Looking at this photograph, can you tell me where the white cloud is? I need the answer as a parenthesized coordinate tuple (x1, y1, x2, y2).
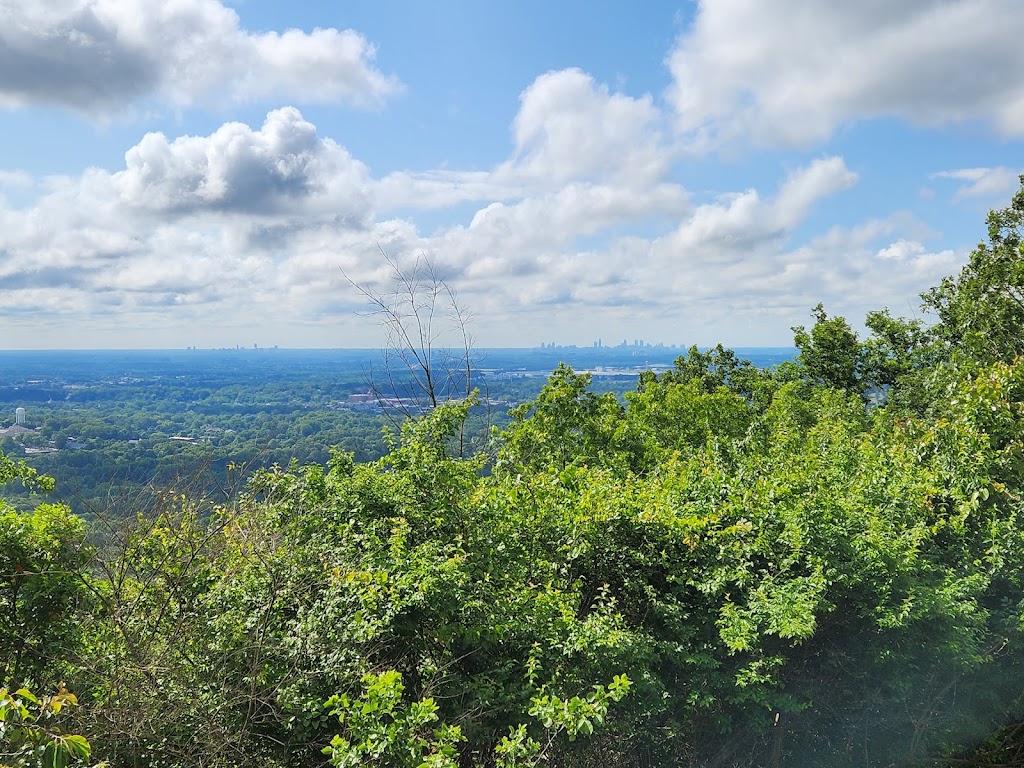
(667, 0, 1024, 149)
(0, 109, 384, 339)
(375, 68, 676, 214)
(114, 107, 373, 220)
(775, 158, 860, 225)
(0, 170, 33, 188)
(876, 239, 927, 261)
(456, 183, 687, 253)
(391, 156, 957, 345)
(659, 157, 857, 260)
(589, 166, 961, 340)
(500, 68, 670, 187)
(932, 166, 1022, 201)
(0, 0, 399, 113)
(0, 105, 965, 347)
(375, 170, 524, 212)
(760, 223, 959, 320)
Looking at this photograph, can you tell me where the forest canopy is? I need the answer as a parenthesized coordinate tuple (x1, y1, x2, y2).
(3, 179, 1024, 768)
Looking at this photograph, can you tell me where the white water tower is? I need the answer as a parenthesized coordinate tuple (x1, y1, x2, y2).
(15, 407, 25, 425)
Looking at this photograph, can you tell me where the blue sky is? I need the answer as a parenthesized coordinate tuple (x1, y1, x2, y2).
(0, 0, 1022, 349)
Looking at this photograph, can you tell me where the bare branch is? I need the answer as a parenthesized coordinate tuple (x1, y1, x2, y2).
(343, 249, 480, 446)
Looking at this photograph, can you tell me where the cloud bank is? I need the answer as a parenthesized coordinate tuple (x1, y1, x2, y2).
(2, 1, 1017, 347)
(0, 0, 399, 113)
(667, 0, 1024, 149)
(0, 99, 960, 346)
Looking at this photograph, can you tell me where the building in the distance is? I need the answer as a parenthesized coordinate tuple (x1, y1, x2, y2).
(0, 407, 32, 438)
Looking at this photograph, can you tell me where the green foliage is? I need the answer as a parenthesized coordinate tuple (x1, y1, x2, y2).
(322, 672, 632, 768)
(650, 344, 773, 401)
(35, 344, 1023, 766)
(0, 686, 92, 768)
(527, 674, 631, 743)
(11, 178, 1024, 768)
(323, 671, 463, 768)
(792, 303, 866, 395)
(923, 175, 1024, 364)
(0, 454, 54, 495)
(499, 364, 628, 473)
(625, 353, 757, 470)
(494, 674, 632, 767)
(0, 502, 89, 688)
(862, 309, 932, 387)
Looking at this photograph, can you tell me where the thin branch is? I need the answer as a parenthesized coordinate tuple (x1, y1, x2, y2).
(342, 248, 478, 448)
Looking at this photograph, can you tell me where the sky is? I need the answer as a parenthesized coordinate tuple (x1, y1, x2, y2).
(0, 0, 1022, 350)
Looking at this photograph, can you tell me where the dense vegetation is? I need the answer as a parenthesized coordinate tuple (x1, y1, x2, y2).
(0, 351, 409, 516)
(3, 181, 1024, 767)
(0, 347, 708, 516)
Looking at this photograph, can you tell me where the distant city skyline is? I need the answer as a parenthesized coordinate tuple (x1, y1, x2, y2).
(1, 1, 1022, 349)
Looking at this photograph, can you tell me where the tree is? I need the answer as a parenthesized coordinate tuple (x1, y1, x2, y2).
(923, 175, 1024, 365)
(0, 452, 53, 495)
(860, 308, 944, 413)
(792, 304, 866, 395)
(0, 686, 92, 768)
(0, 451, 88, 690)
(498, 364, 627, 474)
(0, 504, 90, 689)
(346, 250, 476, 418)
(645, 344, 766, 398)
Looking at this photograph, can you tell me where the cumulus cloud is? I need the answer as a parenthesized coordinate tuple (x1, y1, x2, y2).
(383, 181, 692, 322)
(376, 68, 674, 212)
(0, 99, 966, 347)
(393, 155, 953, 345)
(658, 157, 857, 260)
(114, 107, 373, 220)
(783, 226, 959, 313)
(501, 68, 670, 187)
(667, 0, 1024, 149)
(0, 0, 399, 113)
(775, 158, 860, 225)
(576, 162, 962, 341)
(0, 108, 384, 341)
(449, 183, 688, 256)
(0, 170, 34, 188)
(932, 166, 1022, 201)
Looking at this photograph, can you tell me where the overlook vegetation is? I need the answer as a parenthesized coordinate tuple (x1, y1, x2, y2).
(0, 347, 690, 517)
(3, 180, 1024, 767)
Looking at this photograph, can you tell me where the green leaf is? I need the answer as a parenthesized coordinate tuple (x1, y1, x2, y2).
(14, 688, 39, 705)
(42, 742, 67, 768)
(64, 735, 91, 759)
